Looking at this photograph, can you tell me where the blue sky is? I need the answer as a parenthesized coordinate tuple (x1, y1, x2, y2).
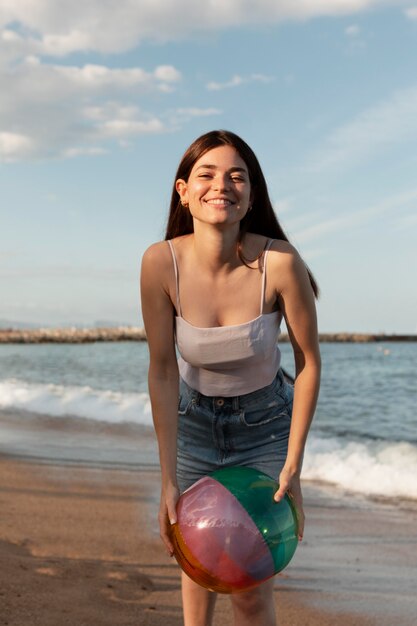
(1, 1, 416, 333)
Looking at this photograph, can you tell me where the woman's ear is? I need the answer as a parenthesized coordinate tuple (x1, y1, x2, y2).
(176, 179, 188, 206)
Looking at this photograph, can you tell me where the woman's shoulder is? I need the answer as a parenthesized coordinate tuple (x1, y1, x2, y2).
(244, 234, 304, 286)
(141, 240, 173, 280)
(268, 240, 304, 280)
(142, 240, 168, 262)
(267, 239, 311, 293)
(268, 238, 299, 258)
(245, 233, 299, 259)
(141, 235, 192, 273)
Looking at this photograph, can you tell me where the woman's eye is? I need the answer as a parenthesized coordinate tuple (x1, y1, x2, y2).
(197, 173, 246, 182)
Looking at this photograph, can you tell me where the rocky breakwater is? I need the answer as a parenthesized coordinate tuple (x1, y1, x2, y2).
(0, 326, 147, 344)
(279, 332, 417, 342)
(0, 328, 415, 344)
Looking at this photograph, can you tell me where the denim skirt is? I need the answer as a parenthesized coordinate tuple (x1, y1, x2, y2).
(176, 369, 293, 493)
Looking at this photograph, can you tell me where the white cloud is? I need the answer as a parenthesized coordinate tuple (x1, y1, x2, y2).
(296, 214, 353, 244)
(207, 75, 244, 91)
(0, 55, 224, 160)
(304, 85, 417, 174)
(1, 1, 404, 60)
(10, 59, 181, 94)
(175, 107, 222, 117)
(0, 131, 34, 161)
(345, 24, 360, 36)
(154, 65, 182, 82)
(404, 6, 417, 19)
(164, 107, 222, 130)
(0, 59, 182, 160)
(62, 146, 108, 158)
(1, 1, 410, 162)
(294, 188, 417, 244)
(100, 117, 164, 138)
(206, 73, 274, 91)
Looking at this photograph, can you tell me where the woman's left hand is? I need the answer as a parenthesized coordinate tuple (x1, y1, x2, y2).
(274, 467, 305, 541)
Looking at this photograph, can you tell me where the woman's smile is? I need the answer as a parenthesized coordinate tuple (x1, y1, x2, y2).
(204, 198, 234, 207)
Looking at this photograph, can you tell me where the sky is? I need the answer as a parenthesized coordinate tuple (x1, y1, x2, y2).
(1, 0, 416, 333)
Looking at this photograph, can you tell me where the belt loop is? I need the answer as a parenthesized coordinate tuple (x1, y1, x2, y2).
(193, 391, 201, 406)
(232, 396, 239, 411)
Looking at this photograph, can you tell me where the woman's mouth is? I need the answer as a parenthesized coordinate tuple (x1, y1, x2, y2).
(204, 198, 233, 206)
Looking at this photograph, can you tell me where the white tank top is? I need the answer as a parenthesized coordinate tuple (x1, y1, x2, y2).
(167, 239, 282, 397)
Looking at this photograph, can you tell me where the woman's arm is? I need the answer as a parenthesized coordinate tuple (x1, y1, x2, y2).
(269, 242, 321, 539)
(140, 242, 180, 554)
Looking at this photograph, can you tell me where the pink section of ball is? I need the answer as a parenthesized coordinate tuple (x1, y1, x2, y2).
(177, 476, 275, 585)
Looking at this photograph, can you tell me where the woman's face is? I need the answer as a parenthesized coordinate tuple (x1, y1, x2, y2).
(176, 145, 252, 228)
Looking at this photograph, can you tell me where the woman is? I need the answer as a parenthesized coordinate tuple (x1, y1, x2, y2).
(140, 130, 321, 626)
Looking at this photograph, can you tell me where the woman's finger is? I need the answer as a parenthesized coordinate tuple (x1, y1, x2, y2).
(159, 498, 177, 556)
(288, 487, 305, 540)
(158, 486, 180, 556)
(274, 471, 305, 541)
(159, 509, 174, 555)
(274, 470, 290, 502)
(166, 499, 177, 526)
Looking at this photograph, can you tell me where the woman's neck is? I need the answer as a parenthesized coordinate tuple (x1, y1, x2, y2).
(191, 222, 241, 275)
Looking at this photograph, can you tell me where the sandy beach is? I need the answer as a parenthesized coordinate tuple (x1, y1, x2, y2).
(1, 422, 416, 626)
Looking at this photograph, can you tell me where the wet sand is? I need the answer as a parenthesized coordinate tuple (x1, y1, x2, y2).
(1, 413, 417, 625)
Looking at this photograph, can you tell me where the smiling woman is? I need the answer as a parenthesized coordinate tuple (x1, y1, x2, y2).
(140, 130, 321, 626)
(175, 145, 253, 229)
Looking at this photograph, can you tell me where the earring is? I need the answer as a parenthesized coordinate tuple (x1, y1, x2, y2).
(181, 201, 189, 208)
(247, 204, 253, 212)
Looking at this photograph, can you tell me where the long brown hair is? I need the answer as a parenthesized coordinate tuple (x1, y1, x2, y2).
(165, 130, 319, 297)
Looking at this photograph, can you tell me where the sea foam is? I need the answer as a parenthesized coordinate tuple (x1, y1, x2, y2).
(1, 378, 417, 501)
(0, 378, 152, 427)
(304, 435, 417, 500)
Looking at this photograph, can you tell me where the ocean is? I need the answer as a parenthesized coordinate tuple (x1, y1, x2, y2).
(0, 341, 416, 502)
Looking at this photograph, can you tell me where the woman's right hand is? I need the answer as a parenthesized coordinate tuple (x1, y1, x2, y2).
(159, 482, 180, 556)
(274, 468, 305, 541)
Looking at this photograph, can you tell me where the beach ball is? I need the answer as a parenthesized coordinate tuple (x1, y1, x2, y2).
(170, 466, 298, 593)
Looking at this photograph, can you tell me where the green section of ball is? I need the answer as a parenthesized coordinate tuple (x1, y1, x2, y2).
(210, 466, 298, 573)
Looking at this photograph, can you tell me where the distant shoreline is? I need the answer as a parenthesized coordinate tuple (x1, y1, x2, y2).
(0, 327, 416, 344)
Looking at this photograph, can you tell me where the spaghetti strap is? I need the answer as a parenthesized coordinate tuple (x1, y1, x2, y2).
(260, 239, 273, 315)
(167, 240, 182, 317)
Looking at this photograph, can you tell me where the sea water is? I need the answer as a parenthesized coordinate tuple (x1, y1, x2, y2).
(0, 341, 416, 501)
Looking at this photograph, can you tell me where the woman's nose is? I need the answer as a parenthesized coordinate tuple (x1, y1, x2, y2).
(212, 173, 230, 190)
